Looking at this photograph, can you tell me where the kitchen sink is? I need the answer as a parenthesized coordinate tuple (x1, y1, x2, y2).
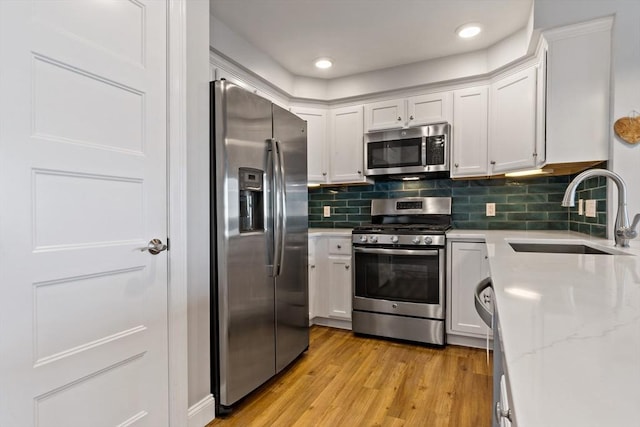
(509, 242, 616, 255)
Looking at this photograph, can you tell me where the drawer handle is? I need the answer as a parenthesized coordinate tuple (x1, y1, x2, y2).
(345, 265, 350, 270)
(337, 244, 342, 249)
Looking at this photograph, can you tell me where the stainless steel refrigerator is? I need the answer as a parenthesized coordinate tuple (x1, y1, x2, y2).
(210, 80, 309, 413)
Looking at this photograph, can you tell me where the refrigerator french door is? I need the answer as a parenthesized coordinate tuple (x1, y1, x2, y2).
(210, 80, 309, 412)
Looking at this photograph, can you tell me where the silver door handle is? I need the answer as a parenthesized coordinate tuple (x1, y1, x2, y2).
(140, 238, 167, 255)
(474, 277, 493, 327)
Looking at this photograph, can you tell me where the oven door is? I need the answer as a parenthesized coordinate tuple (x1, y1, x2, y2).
(353, 246, 444, 319)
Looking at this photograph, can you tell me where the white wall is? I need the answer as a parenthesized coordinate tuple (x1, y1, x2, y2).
(187, 0, 214, 424)
(533, 0, 640, 237)
(210, 15, 296, 95)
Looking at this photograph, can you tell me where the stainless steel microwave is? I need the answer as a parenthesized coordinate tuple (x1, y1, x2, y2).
(364, 123, 450, 177)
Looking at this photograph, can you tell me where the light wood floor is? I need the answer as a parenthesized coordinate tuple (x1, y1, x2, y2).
(208, 326, 492, 427)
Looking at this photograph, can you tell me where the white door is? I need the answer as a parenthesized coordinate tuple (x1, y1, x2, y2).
(451, 86, 489, 178)
(489, 66, 538, 174)
(0, 1, 169, 426)
(329, 105, 365, 183)
(448, 242, 492, 338)
(291, 107, 328, 184)
(363, 98, 405, 131)
(407, 91, 453, 127)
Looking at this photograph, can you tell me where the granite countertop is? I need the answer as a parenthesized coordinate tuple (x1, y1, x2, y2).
(447, 229, 640, 427)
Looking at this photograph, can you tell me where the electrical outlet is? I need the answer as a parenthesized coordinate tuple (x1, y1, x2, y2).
(486, 203, 496, 217)
(578, 199, 584, 215)
(585, 199, 597, 218)
(323, 205, 331, 217)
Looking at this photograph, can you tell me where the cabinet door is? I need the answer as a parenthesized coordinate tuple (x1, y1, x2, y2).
(292, 107, 328, 184)
(489, 67, 538, 174)
(407, 91, 453, 127)
(364, 98, 406, 132)
(308, 238, 317, 321)
(328, 256, 352, 320)
(329, 105, 365, 183)
(448, 241, 492, 338)
(451, 86, 489, 177)
(312, 238, 330, 318)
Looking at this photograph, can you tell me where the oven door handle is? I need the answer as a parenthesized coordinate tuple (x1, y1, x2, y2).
(353, 247, 439, 256)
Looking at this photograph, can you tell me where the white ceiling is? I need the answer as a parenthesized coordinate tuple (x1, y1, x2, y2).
(210, 0, 534, 79)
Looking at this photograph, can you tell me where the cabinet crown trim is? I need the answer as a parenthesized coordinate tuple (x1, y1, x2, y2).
(542, 15, 613, 42)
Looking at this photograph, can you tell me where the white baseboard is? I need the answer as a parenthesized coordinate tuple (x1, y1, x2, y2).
(188, 394, 216, 427)
(447, 333, 493, 349)
(310, 316, 352, 330)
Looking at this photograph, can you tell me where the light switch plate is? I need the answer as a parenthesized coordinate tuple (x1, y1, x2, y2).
(578, 199, 584, 215)
(323, 205, 331, 217)
(486, 203, 496, 217)
(585, 199, 596, 218)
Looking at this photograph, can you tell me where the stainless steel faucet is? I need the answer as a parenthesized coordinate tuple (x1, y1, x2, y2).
(561, 169, 640, 247)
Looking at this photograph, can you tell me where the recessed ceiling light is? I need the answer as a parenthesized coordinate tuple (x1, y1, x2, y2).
(314, 58, 333, 69)
(456, 23, 482, 39)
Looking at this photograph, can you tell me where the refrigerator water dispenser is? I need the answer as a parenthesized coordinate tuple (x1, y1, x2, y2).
(238, 167, 264, 233)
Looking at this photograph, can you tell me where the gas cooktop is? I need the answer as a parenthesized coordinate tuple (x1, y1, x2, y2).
(352, 223, 452, 234)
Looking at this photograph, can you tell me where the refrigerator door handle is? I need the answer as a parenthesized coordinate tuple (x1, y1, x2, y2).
(270, 138, 284, 277)
(275, 139, 287, 276)
(266, 145, 276, 276)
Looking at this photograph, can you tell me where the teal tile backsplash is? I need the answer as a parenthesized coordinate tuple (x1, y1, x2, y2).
(309, 174, 608, 237)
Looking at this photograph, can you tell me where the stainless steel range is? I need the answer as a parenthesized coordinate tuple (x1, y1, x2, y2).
(352, 197, 452, 346)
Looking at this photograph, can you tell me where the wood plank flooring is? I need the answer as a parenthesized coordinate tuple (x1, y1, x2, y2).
(208, 326, 492, 427)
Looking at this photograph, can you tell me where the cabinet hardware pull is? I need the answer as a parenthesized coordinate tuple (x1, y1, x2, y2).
(357, 170, 362, 174)
(345, 265, 350, 270)
(397, 116, 402, 121)
(336, 244, 342, 249)
(409, 115, 414, 120)
(322, 172, 327, 176)
(490, 160, 496, 165)
(454, 163, 459, 167)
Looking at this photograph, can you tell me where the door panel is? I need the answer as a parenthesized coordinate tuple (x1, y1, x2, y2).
(214, 82, 276, 405)
(272, 105, 309, 373)
(0, 1, 169, 426)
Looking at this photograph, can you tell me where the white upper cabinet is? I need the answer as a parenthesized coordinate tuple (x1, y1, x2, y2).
(543, 17, 611, 165)
(489, 66, 538, 174)
(407, 92, 453, 127)
(329, 105, 366, 183)
(291, 107, 328, 184)
(451, 86, 489, 178)
(364, 98, 406, 132)
(364, 91, 451, 132)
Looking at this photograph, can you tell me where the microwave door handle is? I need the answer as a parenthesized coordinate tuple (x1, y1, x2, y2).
(421, 137, 427, 167)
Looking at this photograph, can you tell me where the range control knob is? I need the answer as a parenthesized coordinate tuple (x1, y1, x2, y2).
(359, 235, 368, 243)
(390, 235, 399, 244)
(423, 236, 433, 245)
(369, 235, 378, 243)
(412, 236, 421, 244)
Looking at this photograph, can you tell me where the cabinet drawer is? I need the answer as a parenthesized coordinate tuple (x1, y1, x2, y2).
(328, 238, 351, 255)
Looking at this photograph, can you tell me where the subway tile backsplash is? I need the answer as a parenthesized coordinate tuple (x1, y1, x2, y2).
(309, 175, 607, 238)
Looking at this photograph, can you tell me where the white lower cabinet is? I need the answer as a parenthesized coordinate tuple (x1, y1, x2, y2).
(447, 240, 492, 347)
(328, 256, 352, 319)
(309, 234, 352, 328)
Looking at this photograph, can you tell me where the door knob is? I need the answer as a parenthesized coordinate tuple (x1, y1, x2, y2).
(140, 238, 168, 255)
